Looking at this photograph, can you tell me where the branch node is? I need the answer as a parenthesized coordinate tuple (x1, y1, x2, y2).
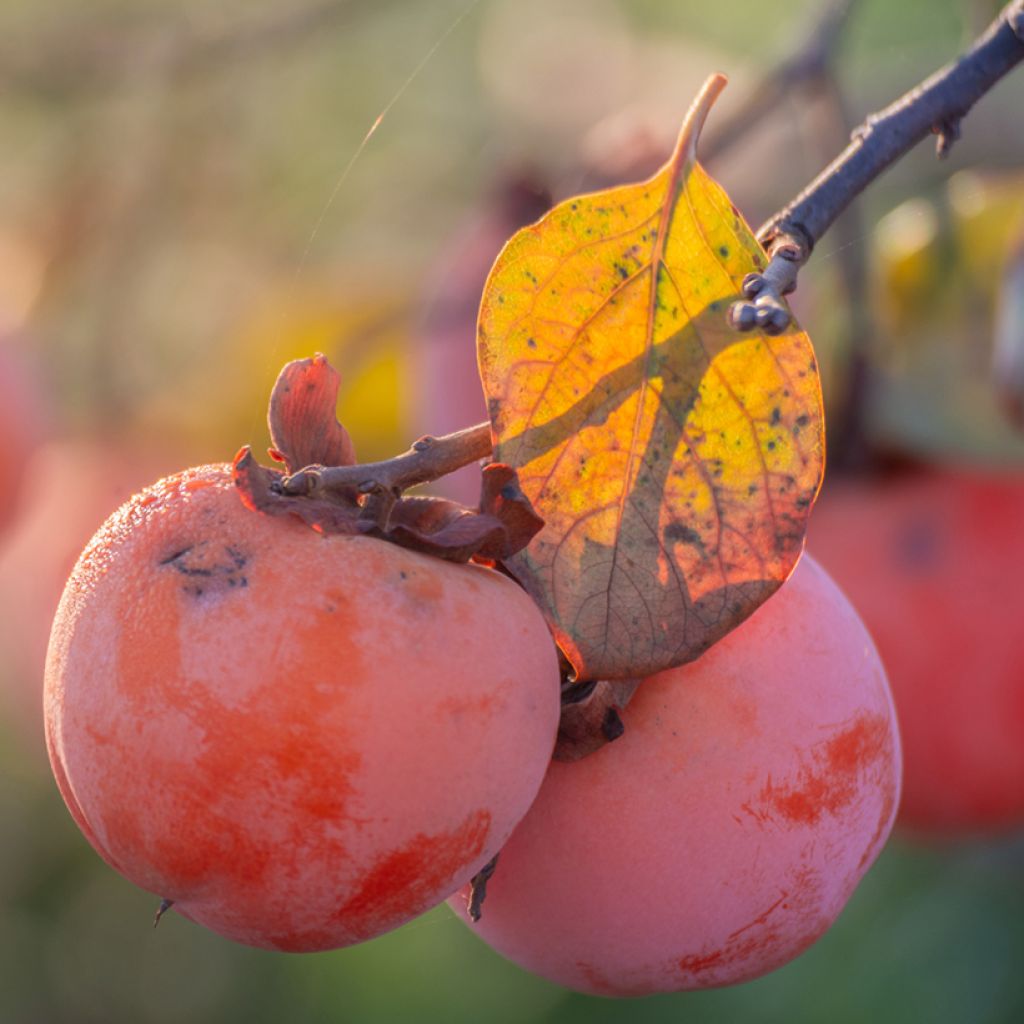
(849, 112, 879, 143)
(741, 272, 766, 299)
(1010, 2, 1024, 42)
(730, 229, 810, 335)
(933, 117, 962, 158)
(357, 486, 397, 530)
(280, 468, 317, 496)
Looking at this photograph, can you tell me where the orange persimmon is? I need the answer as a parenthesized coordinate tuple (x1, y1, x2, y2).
(45, 463, 560, 951)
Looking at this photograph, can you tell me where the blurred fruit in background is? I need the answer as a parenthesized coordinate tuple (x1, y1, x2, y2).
(0, 336, 47, 536)
(810, 469, 1024, 836)
(0, 439, 180, 754)
(814, 165, 1024, 840)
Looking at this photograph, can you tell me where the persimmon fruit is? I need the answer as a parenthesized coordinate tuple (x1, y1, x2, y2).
(449, 554, 901, 996)
(809, 469, 1024, 834)
(44, 463, 561, 951)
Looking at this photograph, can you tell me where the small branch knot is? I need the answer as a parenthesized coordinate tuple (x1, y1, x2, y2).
(933, 117, 962, 158)
(729, 230, 810, 335)
(849, 112, 879, 143)
(1009, 2, 1024, 42)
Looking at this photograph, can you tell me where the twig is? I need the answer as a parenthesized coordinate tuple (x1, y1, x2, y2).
(701, 0, 858, 164)
(730, 0, 1024, 335)
(282, 422, 494, 498)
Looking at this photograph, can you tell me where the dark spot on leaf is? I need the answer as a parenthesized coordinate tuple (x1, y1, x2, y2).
(665, 522, 705, 551)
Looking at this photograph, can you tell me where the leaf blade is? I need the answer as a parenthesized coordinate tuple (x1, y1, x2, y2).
(478, 75, 824, 681)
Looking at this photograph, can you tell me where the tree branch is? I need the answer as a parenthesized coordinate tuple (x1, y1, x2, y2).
(729, 0, 1024, 334)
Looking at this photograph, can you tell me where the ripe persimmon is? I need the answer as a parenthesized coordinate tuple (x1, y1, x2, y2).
(449, 554, 901, 995)
(45, 463, 560, 951)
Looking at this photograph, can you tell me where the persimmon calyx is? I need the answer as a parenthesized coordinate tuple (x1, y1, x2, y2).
(233, 357, 542, 565)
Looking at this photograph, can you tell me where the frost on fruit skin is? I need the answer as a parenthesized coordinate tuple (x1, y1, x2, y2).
(44, 464, 561, 952)
(448, 554, 901, 996)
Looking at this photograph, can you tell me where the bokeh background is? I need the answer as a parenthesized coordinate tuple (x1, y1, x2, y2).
(2, 0, 1023, 1021)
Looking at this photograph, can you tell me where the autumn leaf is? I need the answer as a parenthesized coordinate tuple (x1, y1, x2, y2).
(478, 74, 824, 682)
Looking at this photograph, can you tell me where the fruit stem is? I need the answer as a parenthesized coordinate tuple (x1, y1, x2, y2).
(281, 422, 494, 499)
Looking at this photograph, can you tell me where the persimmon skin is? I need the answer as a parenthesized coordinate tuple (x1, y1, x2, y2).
(449, 554, 900, 996)
(810, 470, 1024, 835)
(45, 464, 560, 952)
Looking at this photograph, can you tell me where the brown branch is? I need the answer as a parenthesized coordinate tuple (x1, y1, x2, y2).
(281, 422, 494, 499)
(729, 0, 1024, 335)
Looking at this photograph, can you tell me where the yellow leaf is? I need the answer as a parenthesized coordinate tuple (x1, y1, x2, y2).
(478, 74, 824, 681)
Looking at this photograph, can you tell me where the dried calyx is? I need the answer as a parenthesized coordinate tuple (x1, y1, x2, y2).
(233, 355, 543, 565)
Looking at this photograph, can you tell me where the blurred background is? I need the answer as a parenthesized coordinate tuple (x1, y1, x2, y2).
(2, 0, 1023, 1020)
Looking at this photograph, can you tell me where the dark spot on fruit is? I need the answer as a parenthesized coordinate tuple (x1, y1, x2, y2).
(160, 546, 193, 566)
(162, 541, 251, 597)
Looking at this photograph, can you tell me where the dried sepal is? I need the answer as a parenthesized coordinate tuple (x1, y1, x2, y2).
(477, 463, 545, 560)
(268, 354, 357, 475)
(358, 496, 508, 564)
(233, 447, 361, 536)
(554, 679, 641, 762)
